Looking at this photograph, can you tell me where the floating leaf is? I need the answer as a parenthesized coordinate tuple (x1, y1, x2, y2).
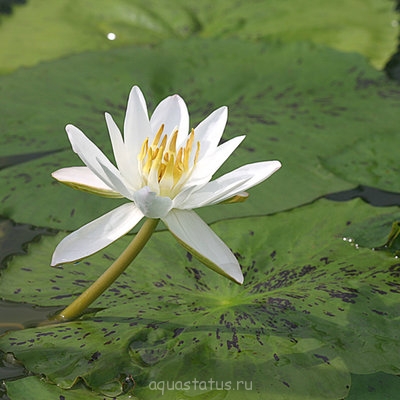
(1, 199, 400, 399)
(346, 373, 400, 400)
(322, 130, 400, 194)
(4, 375, 138, 399)
(0, 0, 396, 73)
(1, 39, 400, 230)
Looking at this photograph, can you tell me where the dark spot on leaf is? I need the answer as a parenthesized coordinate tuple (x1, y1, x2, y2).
(371, 287, 387, 295)
(88, 351, 101, 364)
(36, 332, 54, 337)
(227, 328, 240, 352)
(15, 173, 32, 183)
(274, 353, 280, 362)
(389, 263, 400, 277)
(314, 353, 330, 364)
(186, 252, 193, 262)
(173, 328, 184, 338)
(324, 311, 335, 317)
(268, 297, 295, 311)
(282, 319, 298, 329)
(50, 294, 74, 300)
(319, 257, 333, 265)
(371, 309, 388, 316)
(356, 74, 378, 90)
(282, 381, 290, 388)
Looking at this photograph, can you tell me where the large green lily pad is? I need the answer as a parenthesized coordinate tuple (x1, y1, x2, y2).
(3, 375, 138, 400)
(1, 198, 400, 399)
(1, 39, 400, 230)
(0, 0, 396, 73)
(4, 372, 400, 400)
(347, 373, 400, 400)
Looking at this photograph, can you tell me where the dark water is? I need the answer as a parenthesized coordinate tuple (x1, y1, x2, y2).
(0, 0, 27, 15)
(325, 185, 400, 207)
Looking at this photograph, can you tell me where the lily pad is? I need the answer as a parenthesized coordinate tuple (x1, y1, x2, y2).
(4, 375, 138, 399)
(0, 0, 396, 73)
(1, 39, 400, 230)
(346, 373, 400, 400)
(322, 131, 400, 193)
(1, 199, 400, 399)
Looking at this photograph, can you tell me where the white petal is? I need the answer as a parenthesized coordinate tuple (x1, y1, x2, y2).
(106, 112, 143, 190)
(187, 135, 245, 186)
(177, 161, 281, 208)
(51, 203, 144, 265)
(124, 86, 152, 159)
(163, 210, 243, 284)
(150, 94, 189, 145)
(52, 166, 122, 198)
(105, 112, 125, 168)
(194, 106, 228, 158)
(132, 186, 173, 218)
(66, 124, 132, 199)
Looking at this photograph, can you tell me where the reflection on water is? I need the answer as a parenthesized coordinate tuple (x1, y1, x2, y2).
(0, 301, 60, 336)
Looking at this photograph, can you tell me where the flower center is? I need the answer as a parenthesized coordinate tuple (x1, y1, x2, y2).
(138, 124, 200, 196)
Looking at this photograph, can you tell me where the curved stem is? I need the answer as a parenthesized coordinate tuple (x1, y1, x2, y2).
(53, 218, 159, 322)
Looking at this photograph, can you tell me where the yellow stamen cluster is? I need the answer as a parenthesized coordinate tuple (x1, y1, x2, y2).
(138, 124, 200, 196)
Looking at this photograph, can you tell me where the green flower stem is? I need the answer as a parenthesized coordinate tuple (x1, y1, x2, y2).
(53, 218, 159, 322)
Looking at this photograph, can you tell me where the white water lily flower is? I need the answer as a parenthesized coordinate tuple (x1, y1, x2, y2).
(51, 86, 281, 284)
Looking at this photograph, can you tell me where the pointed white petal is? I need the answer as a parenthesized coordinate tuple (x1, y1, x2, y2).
(177, 161, 281, 208)
(187, 135, 245, 186)
(163, 210, 243, 284)
(105, 112, 125, 167)
(98, 161, 136, 201)
(132, 186, 173, 218)
(194, 106, 228, 157)
(124, 86, 152, 158)
(52, 166, 123, 198)
(51, 203, 144, 265)
(105, 112, 142, 190)
(66, 124, 131, 198)
(150, 94, 189, 145)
